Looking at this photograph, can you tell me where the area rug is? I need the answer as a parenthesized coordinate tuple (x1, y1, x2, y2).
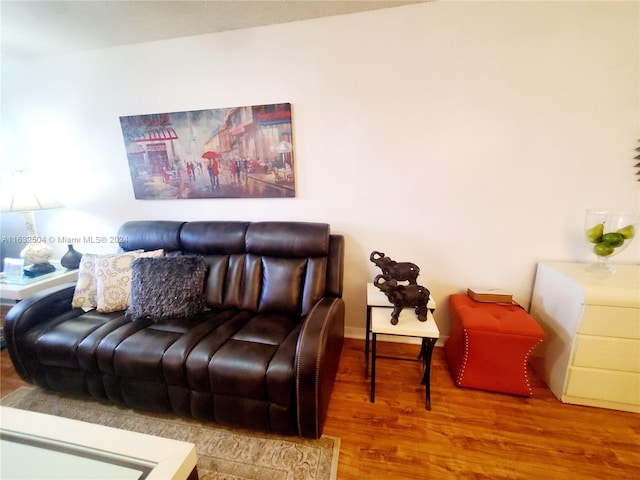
(1, 387, 339, 480)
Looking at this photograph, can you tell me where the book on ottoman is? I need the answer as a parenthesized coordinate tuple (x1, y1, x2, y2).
(467, 288, 513, 304)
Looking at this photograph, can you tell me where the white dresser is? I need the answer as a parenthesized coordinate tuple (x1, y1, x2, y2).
(529, 261, 639, 413)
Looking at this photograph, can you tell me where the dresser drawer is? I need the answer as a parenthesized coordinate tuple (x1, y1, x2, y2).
(566, 367, 640, 406)
(580, 305, 640, 339)
(573, 336, 640, 373)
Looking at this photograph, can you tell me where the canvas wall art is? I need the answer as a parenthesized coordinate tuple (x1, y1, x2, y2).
(119, 103, 294, 199)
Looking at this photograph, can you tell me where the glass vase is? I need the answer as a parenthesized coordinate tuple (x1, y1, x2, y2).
(584, 209, 639, 277)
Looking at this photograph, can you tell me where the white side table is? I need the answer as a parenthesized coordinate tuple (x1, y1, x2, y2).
(365, 282, 436, 377)
(369, 305, 440, 410)
(0, 262, 78, 301)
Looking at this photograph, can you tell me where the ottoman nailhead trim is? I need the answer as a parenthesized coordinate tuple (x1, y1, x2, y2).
(523, 339, 544, 396)
(457, 329, 470, 386)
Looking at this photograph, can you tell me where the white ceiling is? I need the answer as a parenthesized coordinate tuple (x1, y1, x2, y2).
(1, 1, 425, 61)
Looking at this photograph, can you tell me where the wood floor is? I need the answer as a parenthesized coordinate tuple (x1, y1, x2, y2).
(324, 339, 640, 480)
(2, 338, 638, 479)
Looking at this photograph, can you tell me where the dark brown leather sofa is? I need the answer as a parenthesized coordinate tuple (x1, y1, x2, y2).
(4, 220, 345, 438)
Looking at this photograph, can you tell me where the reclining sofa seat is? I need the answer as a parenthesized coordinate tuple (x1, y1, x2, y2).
(4, 221, 345, 439)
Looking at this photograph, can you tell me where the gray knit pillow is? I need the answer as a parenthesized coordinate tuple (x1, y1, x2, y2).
(126, 255, 207, 322)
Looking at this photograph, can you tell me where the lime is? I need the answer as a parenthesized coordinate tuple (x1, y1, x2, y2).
(601, 232, 625, 247)
(593, 243, 614, 256)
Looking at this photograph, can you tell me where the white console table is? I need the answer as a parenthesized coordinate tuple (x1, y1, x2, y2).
(529, 261, 639, 413)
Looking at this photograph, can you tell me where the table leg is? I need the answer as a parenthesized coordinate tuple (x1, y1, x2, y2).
(370, 332, 377, 403)
(364, 305, 371, 378)
(419, 337, 437, 410)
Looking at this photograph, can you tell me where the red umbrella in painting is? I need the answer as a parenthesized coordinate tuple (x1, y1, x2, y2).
(202, 151, 221, 160)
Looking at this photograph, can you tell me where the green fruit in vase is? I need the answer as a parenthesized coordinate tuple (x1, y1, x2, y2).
(601, 232, 625, 247)
(616, 224, 635, 240)
(585, 223, 604, 243)
(593, 242, 614, 257)
(585, 210, 639, 276)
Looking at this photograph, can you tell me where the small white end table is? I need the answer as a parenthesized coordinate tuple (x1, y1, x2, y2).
(365, 283, 439, 410)
(370, 307, 440, 410)
(364, 282, 436, 376)
(0, 262, 78, 301)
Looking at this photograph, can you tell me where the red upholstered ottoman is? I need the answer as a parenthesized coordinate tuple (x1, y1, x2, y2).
(445, 294, 545, 396)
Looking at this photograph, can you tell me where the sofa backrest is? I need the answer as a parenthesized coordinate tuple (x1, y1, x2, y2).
(118, 220, 344, 316)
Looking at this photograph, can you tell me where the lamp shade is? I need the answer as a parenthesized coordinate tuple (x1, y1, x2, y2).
(0, 171, 63, 212)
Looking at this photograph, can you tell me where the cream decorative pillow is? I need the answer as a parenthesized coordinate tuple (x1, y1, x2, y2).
(71, 253, 100, 310)
(72, 251, 143, 310)
(95, 249, 164, 313)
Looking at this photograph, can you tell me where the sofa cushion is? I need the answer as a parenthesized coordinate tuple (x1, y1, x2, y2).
(117, 220, 184, 252)
(126, 255, 207, 322)
(95, 249, 164, 313)
(259, 257, 306, 314)
(245, 222, 329, 257)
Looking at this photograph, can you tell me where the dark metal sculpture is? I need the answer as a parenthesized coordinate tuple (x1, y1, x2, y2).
(373, 274, 431, 325)
(369, 251, 420, 285)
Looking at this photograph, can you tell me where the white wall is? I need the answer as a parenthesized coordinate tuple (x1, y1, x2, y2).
(2, 1, 639, 338)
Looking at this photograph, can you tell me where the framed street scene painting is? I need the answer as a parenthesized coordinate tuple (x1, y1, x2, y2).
(120, 103, 294, 199)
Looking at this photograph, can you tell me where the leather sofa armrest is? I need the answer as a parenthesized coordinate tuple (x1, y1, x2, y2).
(4, 283, 79, 380)
(295, 296, 345, 439)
